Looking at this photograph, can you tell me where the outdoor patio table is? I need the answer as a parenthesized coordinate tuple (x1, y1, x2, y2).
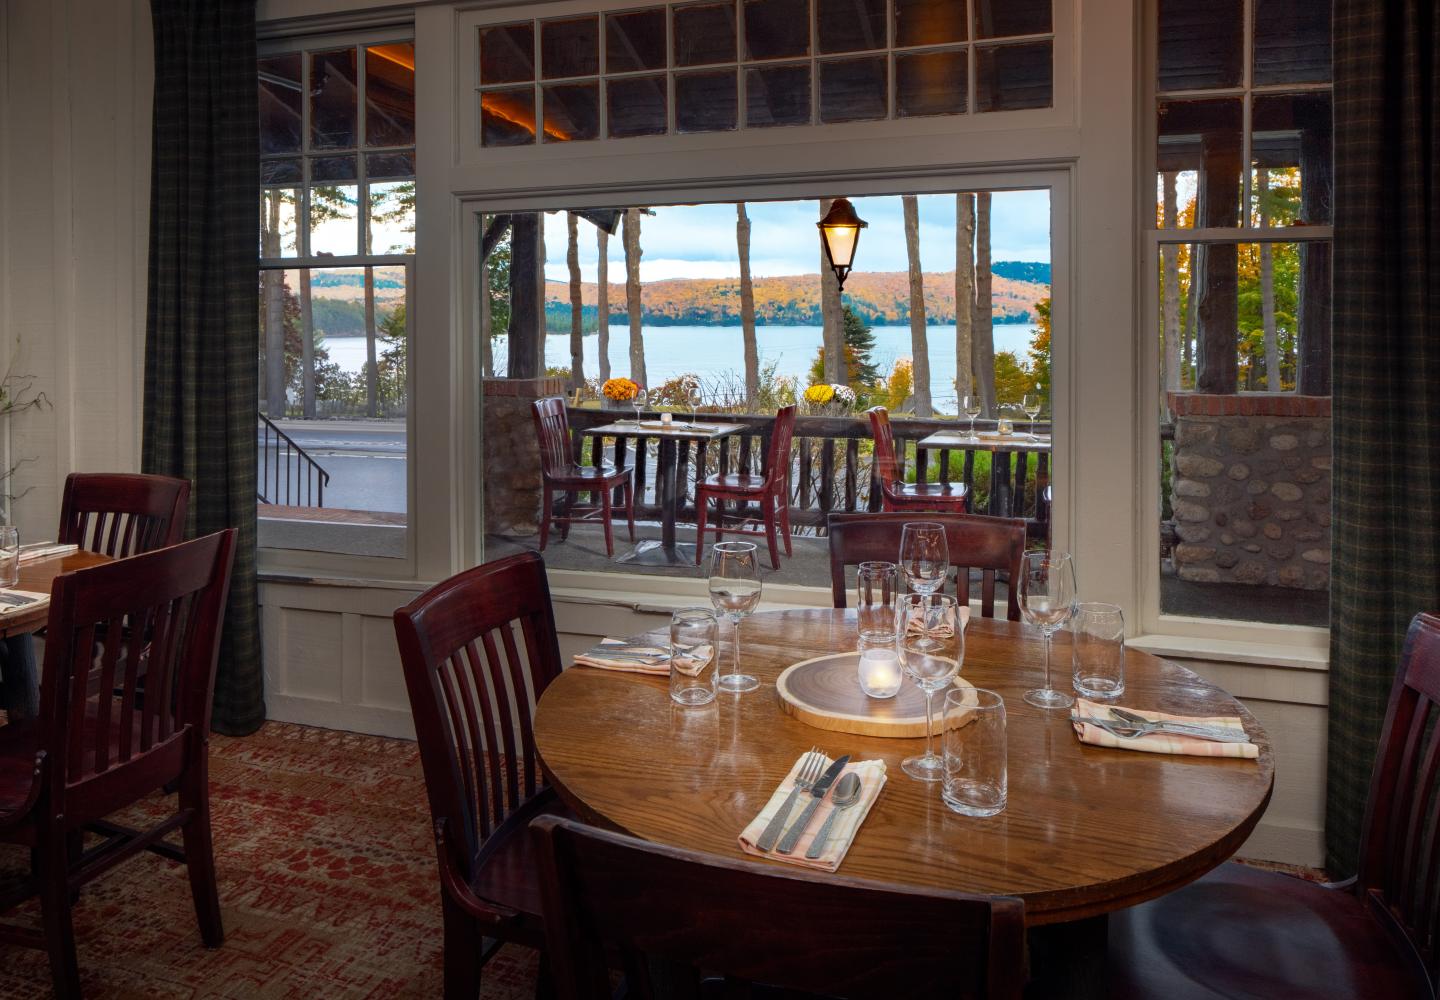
(581, 419, 745, 566)
(534, 608, 1274, 999)
(917, 429, 1052, 517)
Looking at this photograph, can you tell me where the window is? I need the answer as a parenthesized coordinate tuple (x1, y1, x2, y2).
(1150, 0, 1332, 626)
(258, 33, 415, 552)
(475, 0, 1055, 148)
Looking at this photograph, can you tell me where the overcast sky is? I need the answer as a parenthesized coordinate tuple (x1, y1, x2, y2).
(540, 189, 1051, 284)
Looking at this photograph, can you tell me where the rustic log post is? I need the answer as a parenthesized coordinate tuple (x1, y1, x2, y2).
(1297, 103, 1333, 396)
(507, 213, 541, 380)
(1195, 133, 1241, 394)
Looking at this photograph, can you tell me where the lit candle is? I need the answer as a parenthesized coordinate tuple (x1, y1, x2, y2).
(858, 648, 902, 699)
(661, 411, 673, 425)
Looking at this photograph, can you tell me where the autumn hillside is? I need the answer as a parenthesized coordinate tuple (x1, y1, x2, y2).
(542, 267, 1049, 328)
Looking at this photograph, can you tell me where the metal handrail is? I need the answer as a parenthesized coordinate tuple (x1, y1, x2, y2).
(257, 412, 330, 507)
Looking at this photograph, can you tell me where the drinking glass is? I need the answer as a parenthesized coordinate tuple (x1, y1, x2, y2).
(1072, 602, 1125, 700)
(0, 527, 18, 588)
(1019, 551, 1077, 709)
(1022, 393, 1042, 440)
(856, 561, 897, 639)
(631, 388, 646, 425)
(670, 608, 718, 706)
(963, 395, 982, 439)
(899, 522, 948, 597)
(708, 541, 762, 693)
(687, 385, 702, 426)
(943, 688, 1007, 817)
(896, 594, 962, 781)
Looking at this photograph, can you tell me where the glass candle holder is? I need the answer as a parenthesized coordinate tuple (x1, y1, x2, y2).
(856, 633, 902, 699)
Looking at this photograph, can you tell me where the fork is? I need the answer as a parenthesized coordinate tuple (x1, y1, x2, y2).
(755, 747, 823, 852)
(1078, 716, 1251, 744)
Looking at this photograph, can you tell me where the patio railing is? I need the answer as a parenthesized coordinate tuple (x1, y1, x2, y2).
(565, 407, 1051, 538)
(258, 412, 330, 508)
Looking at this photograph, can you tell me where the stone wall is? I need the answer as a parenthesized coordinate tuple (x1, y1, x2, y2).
(483, 376, 567, 537)
(1167, 393, 1331, 590)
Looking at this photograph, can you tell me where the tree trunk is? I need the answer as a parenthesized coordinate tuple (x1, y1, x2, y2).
(819, 199, 845, 384)
(1161, 172, 1181, 390)
(567, 212, 584, 392)
(480, 254, 493, 379)
(955, 193, 975, 407)
(536, 216, 548, 375)
(624, 208, 647, 387)
(1257, 168, 1279, 390)
(902, 196, 932, 417)
(299, 268, 316, 417)
(262, 192, 287, 417)
(1183, 242, 1201, 380)
(972, 192, 996, 416)
(1195, 134, 1241, 394)
(506, 213, 541, 379)
(597, 229, 610, 382)
(737, 203, 759, 408)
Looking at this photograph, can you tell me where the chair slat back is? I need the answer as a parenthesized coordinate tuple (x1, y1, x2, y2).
(533, 815, 1026, 1000)
(762, 404, 797, 490)
(868, 406, 900, 489)
(394, 552, 563, 878)
(532, 397, 576, 478)
(827, 512, 1027, 620)
(58, 473, 190, 558)
(38, 531, 235, 792)
(1358, 612, 1440, 985)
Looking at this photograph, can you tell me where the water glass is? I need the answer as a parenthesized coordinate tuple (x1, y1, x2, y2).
(899, 522, 949, 596)
(896, 594, 962, 782)
(1072, 603, 1125, 700)
(707, 541, 762, 693)
(856, 561, 897, 639)
(0, 527, 19, 588)
(943, 688, 1007, 817)
(670, 608, 718, 706)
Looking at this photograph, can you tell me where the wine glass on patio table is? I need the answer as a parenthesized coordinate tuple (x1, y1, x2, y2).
(1019, 551, 1077, 709)
(708, 541, 762, 693)
(686, 384, 702, 427)
(897, 593, 963, 781)
(899, 521, 949, 597)
(963, 395, 983, 440)
(631, 387, 647, 426)
(1022, 393, 1042, 441)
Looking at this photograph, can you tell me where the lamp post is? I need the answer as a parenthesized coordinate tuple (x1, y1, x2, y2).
(817, 197, 868, 289)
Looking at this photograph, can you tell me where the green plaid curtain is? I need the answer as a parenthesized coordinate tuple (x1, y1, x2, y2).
(142, 0, 263, 735)
(1327, 0, 1440, 875)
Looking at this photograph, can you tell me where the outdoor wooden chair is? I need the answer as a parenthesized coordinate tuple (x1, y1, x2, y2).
(58, 472, 190, 558)
(695, 404, 796, 569)
(532, 397, 634, 558)
(532, 814, 1026, 999)
(1108, 611, 1440, 999)
(393, 551, 571, 1000)
(868, 406, 971, 513)
(827, 511, 1027, 620)
(0, 530, 236, 1000)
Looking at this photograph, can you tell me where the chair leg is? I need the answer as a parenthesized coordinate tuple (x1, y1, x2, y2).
(442, 895, 483, 1000)
(600, 489, 615, 557)
(36, 834, 80, 1000)
(538, 486, 552, 551)
(778, 491, 793, 557)
(764, 504, 781, 570)
(560, 492, 576, 541)
(624, 481, 636, 541)
(179, 765, 224, 948)
(694, 490, 708, 565)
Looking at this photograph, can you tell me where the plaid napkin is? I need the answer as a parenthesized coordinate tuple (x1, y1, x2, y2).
(572, 638, 670, 676)
(738, 754, 887, 873)
(1071, 698, 1258, 759)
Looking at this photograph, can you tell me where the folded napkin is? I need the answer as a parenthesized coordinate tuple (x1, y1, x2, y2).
(738, 754, 887, 873)
(18, 541, 78, 563)
(1071, 698, 1258, 759)
(572, 637, 671, 676)
(902, 604, 971, 638)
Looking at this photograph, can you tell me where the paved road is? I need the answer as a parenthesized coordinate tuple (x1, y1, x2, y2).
(260, 421, 407, 514)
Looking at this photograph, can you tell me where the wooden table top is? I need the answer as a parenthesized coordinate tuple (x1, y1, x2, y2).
(535, 609, 1274, 926)
(918, 431, 1053, 453)
(1, 549, 111, 638)
(583, 420, 746, 440)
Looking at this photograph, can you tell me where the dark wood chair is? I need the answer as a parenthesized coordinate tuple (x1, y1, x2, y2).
(0, 530, 237, 999)
(695, 404, 796, 569)
(58, 472, 190, 557)
(868, 406, 971, 513)
(532, 397, 634, 558)
(532, 814, 1026, 999)
(1107, 610, 1440, 1000)
(393, 551, 571, 1000)
(827, 512, 1026, 620)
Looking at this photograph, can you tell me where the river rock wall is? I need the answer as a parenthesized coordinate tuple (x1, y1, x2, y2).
(483, 376, 567, 537)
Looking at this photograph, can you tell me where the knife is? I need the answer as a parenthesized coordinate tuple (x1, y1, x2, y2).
(776, 755, 849, 854)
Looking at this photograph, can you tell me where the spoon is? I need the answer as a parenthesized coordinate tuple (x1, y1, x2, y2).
(804, 772, 863, 860)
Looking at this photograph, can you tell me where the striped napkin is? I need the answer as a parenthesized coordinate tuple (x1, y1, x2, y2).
(572, 637, 670, 676)
(738, 754, 887, 873)
(903, 605, 970, 638)
(1071, 698, 1259, 759)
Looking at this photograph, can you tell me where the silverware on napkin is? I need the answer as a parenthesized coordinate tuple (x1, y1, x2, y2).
(1075, 715, 1251, 744)
(755, 748, 822, 852)
(776, 755, 849, 854)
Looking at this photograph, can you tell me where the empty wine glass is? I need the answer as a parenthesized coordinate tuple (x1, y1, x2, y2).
(631, 387, 646, 425)
(897, 594, 963, 781)
(1019, 551, 1077, 709)
(1022, 393, 1042, 440)
(687, 384, 702, 426)
(899, 522, 948, 596)
(963, 395, 982, 440)
(708, 541, 762, 693)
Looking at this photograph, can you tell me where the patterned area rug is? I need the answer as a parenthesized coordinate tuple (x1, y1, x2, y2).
(0, 722, 538, 999)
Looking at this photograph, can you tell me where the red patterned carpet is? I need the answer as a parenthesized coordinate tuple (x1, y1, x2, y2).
(0, 722, 538, 999)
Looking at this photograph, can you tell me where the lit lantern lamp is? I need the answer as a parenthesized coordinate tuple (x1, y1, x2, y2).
(817, 198, 868, 290)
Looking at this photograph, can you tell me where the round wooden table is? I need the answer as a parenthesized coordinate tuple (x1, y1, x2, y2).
(536, 608, 1273, 910)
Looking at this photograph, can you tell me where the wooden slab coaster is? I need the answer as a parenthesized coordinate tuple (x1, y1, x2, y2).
(775, 652, 976, 738)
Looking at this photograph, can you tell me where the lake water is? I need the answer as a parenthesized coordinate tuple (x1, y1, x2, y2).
(325, 323, 1039, 415)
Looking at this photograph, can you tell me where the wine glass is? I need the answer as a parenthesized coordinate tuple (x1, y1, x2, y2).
(899, 522, 949, 597)
(963, 395, 982, 440)
(687, 384, 702, 426)
(1019, 551, 1077, 709)
(897, 594, 962, 781)
(708, 541, 762, 693)
(631, 387, 646, 425)
(1022, 393, 1042, 440)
